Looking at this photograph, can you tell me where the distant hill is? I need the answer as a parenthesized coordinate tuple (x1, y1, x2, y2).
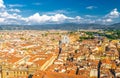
(0, 23, 120, 30)
(0, 26, 2, 30)
(110, 23, 120, 29)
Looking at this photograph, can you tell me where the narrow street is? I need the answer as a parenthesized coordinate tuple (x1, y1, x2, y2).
(40, 55, 57, 71)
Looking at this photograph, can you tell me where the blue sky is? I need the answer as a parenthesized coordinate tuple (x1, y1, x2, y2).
(0, 0, 120, 25)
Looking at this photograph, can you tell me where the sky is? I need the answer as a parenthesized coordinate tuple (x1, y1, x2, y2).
(0, 0, 120, 25)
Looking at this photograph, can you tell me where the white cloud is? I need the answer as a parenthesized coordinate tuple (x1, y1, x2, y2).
(8, 4, 25, 8)
(0, 0, 100, 25)
(0, 11, 9, 17)
(105, 8, 120, 18)
(85, 15, 97, 18)
(0, 0, 26, 24)
(27, 13, 69, 24)
(32, 3, 42, 6)
(99, 8, 120, 24)
(86, 6, 97, 10)
(0, 11, 26, 24)
(103, 18, 113, 23)
(68, 16, 85, 23)
(27, 13, 51, 24)
(75, 16, 82, 20)
(0, 11, 19, 19)
(51, 14, 68, 22)
(8, 9, 21, 13)
(106, 19, 113, 22)
(0, 18, 4, 23)
(43, 10, 71, 15)
(0, 0, 5, 8)
(0, 0, 119, 25)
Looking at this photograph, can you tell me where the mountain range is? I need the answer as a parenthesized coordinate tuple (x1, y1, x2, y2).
(0, 23, 120, 30)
